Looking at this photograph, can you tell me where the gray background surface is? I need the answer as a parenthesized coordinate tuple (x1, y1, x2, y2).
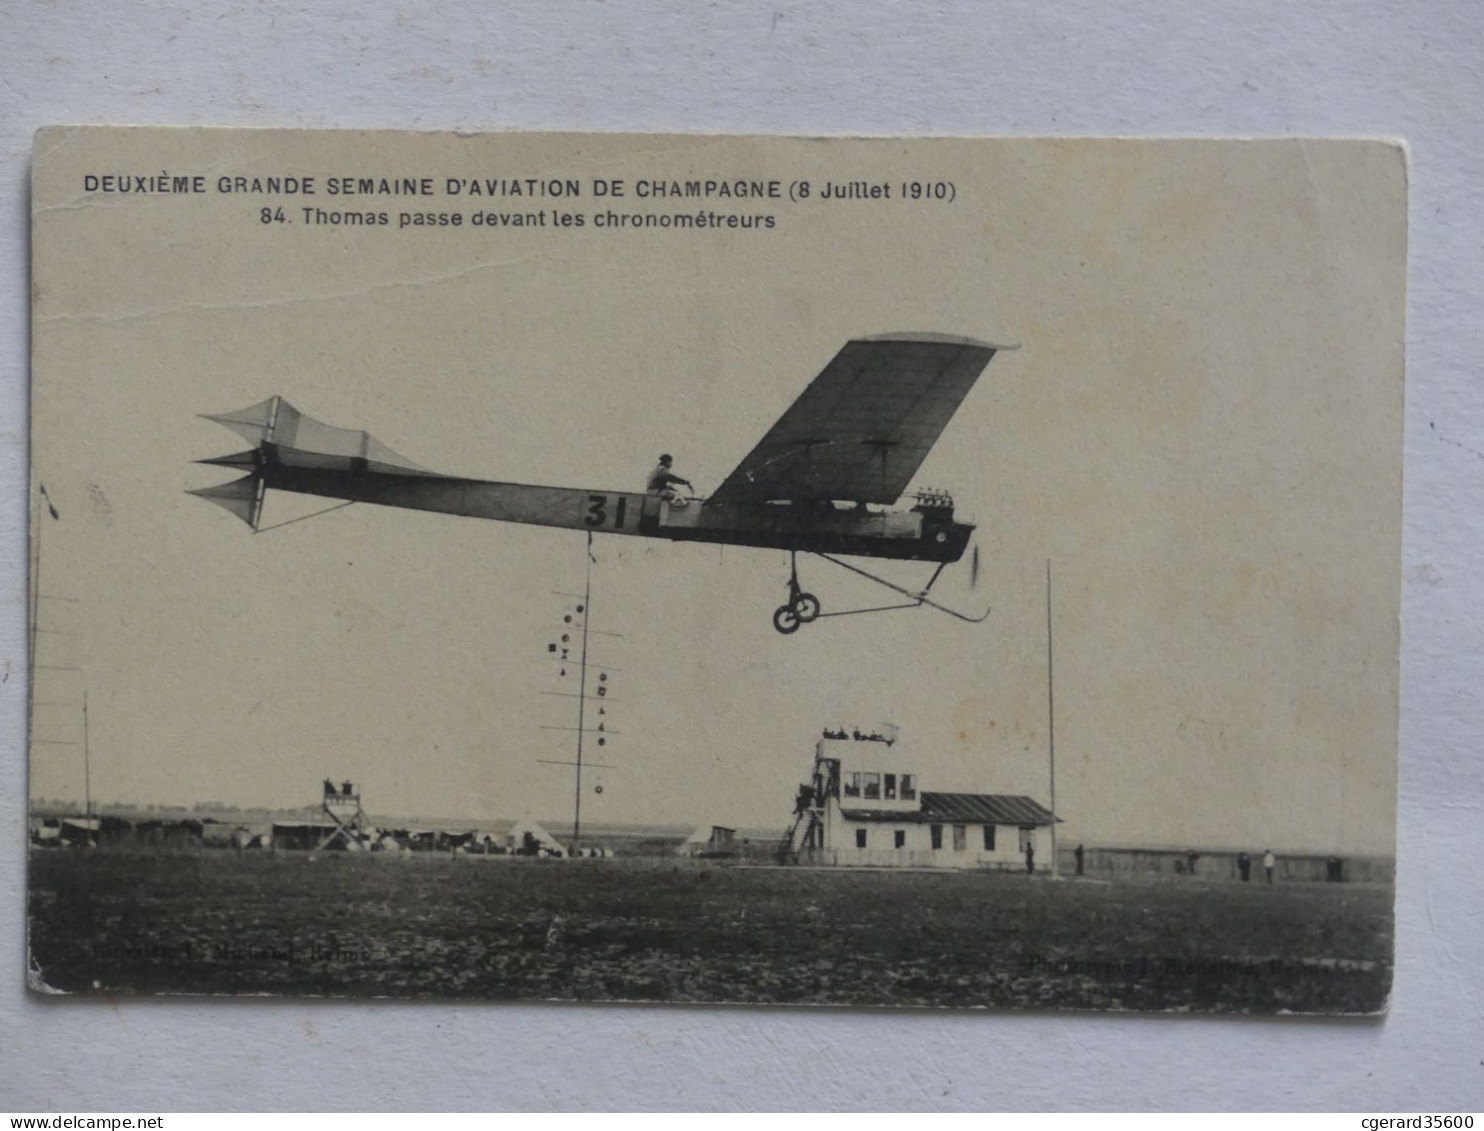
(3, 0, 1480, 1112)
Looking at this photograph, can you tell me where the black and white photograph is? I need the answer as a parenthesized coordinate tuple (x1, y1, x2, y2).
(27, 128, 1404, 1014)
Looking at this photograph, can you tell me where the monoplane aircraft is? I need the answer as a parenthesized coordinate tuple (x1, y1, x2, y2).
(193, 333, 1013, 633)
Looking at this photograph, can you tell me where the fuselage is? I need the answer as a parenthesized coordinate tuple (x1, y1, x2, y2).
(256, 442, 974, 563)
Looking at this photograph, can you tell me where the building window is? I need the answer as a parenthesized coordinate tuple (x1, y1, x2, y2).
(844, 772, 861, 798)
(901, 774, 916, 801)
(952, 824, 967, 851)
(894, 829, 905, 849)
(884, 773, 897, 800)
(930, 824, 943, 850)
(862, 772, 881, 800)
(983, 825, 996, 851)
(855, 828, 867, 849)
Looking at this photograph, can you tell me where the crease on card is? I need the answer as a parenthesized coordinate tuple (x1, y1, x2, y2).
(32, 249, 560, 327)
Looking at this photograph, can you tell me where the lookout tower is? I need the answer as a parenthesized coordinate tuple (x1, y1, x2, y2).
(318, 777, 368, 849)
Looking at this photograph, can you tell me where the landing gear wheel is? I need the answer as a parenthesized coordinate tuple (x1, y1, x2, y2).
(773, 604, 802, 634)
(792, 592, 821, 622)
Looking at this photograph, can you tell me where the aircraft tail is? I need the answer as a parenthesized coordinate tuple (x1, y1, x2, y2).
(191, 396, 428, 530)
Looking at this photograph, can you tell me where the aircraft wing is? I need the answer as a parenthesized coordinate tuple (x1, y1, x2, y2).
(708, 334, 1009, 505)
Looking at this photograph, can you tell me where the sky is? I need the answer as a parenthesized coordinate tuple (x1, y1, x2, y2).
(29, 131, 1405, 854)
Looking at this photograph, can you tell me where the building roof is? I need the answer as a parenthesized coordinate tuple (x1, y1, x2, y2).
(840, 792, 1055, 827)
(922, 792, 1055, 825)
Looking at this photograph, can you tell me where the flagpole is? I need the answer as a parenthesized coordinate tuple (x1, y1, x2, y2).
(83, 690, 93, 845)
(29, 485, 56, 780)
(28, 491, 40, 746)
(1047, 559, 1059, 880)
(572, 532, 593, 854)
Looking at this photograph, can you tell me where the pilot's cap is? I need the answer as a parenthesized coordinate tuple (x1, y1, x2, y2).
(659, 454, 673, 465)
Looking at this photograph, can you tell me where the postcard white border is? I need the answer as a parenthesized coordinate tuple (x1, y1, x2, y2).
(3, 0, 1478, 1112)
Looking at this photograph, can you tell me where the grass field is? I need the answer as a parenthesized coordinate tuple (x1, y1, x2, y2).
(27, 850, 1394, 1012)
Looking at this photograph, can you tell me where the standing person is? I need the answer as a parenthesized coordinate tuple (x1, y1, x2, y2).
(1074, 842, 1085, 877)
(1263, 848, 1276, 884)
(1238, 851, 1252, 882)
(1024, 839, 1035, 874)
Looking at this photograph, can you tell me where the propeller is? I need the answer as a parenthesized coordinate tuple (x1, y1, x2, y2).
(971, 544, 981, 589)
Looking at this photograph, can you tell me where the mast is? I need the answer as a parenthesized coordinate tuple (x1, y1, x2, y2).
(28, 491, 41, 745)
(1047, 559, 1058, 879)
(83, 690, 92, 839)
(537, 542, 619, 858)
(572, 532, 593, 852)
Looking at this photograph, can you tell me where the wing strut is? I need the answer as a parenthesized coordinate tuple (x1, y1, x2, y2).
(252, 500, 358, 535)
(815, 554, 991, 624)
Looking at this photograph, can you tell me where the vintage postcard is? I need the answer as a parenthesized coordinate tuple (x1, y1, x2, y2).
(27, 129, 1404, 1012)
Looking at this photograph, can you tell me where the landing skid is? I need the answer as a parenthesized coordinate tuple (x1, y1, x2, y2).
(771, 551, 990, 634)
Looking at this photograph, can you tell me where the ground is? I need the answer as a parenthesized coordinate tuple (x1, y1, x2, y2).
(27, 850, 1394, 1012)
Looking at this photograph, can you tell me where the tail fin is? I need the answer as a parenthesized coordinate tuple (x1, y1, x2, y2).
(187, 474, 264, 530)
(197, 449, 259, 469)
(191, 397, 279, 530)
(199, 396, 282, 446)
(200, 396, 424, 471)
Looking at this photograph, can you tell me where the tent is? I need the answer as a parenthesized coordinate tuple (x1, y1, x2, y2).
(677, 823, 737, 857)
(506, 820, 567, 858)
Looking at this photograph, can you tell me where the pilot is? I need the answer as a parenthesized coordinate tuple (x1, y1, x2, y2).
(647, 454, 693, 506)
